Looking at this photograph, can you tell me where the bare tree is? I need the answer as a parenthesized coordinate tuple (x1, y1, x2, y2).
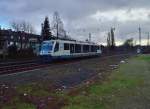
(11, 21, 20, 32)
(110, 27, 115, 48)
(28, 23, 35, 34)
(10, 20, 35, 50)
(10, 20, 35, 34)
(107, 32, 111, 47)
(52, 11, 66, 38)
(107, 28, 115, 49)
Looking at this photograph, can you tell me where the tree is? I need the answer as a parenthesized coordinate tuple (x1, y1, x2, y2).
(10, 21, 35, 34)
(123, 38, 134, 52)
(8, 44, 17, 58)
(123, 38, 134, 47)
(10, 21, 35, 50)
(107, 32, 111, 47)
(107, 28, 116, 49)
(110, 27, 115, 48)
(52, 11, 66, 38)
(11, 21, 20, 31)
(41, 16, 51, 40)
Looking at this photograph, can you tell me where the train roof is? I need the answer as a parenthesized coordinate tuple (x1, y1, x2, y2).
(43, 39, 99, 46)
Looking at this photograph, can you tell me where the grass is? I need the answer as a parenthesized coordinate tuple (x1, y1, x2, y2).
(1, 83, 52, 109)
(3, 103, 36, 109)
(16, 83, 52, 97)
(89, 75, 142, 96)
(136, 54, 150, 61)
(2, 54, 150, 109)
(63, 54, 150, 109)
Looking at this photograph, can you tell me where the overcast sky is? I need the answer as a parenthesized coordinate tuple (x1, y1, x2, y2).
(0, 0, 150, 45)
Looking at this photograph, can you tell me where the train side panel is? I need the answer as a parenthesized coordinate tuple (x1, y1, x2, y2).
(40, 39, 102, 61)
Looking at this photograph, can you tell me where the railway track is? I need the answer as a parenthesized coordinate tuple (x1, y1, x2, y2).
(0, 57, 82, 75)
(0, 53, 135, 76)
(0, 59, 39, 67)
(0, 61, 50, 75)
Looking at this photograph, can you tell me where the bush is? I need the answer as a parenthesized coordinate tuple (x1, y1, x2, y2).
(8, 44, 17, 58)
(7, 45, 36, 59)
(17, 47, 35, 59)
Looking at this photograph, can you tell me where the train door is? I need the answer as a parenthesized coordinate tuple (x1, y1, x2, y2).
(59, 43, 64, 51)
(54, 42, 59, 52)
(70, 44, 74, 53)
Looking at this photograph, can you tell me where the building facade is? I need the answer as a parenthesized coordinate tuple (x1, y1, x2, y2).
(0, 29, 41, 55)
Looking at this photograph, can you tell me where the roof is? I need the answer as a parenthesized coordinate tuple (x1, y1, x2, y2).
(44, 39, 99, 46)
(0, 29, 41, 38)
(47, 35, 98, 45)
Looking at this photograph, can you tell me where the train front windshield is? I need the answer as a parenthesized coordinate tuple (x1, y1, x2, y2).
(41, 42, 54, 52)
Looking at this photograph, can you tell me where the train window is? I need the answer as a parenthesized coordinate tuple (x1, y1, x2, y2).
(75, 44, 81, 53)
(64, 43, 69, 50)
(83, 45, 89, 53)
(89, 45, 91, 52)
(78, 44, 81, 53)
(95, 46, 97, 52)
(83, 45, 86, 52)
(97, 46, 100, 50)
(54, 42, 59, 52)
(91, 46, 94, 52)
(87, 45, 89, 52)
(91, 45, 97, 52)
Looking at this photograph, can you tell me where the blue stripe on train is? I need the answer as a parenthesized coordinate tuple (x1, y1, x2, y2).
(40, 55, 73, 63)
(40, 53, 101, 63)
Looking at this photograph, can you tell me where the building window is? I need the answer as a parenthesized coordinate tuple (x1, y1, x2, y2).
(10, 41, 14, 46)
(0, 41, 4, 49)
(23, 37, 25, 40)
(11, 35, 14, 39)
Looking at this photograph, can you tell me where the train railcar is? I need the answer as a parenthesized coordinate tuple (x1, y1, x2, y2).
(39, 39, 102, 62)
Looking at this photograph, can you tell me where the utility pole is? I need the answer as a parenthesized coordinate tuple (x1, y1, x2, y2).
(139, 27, 141, 46)
(136, 26, 142, 54)
(148, 32, 150, 46)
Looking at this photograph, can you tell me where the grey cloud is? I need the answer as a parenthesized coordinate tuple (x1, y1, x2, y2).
(0, 0, 150, 45)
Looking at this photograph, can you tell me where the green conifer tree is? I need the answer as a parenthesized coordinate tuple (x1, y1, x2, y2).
(41, 16, 51, 40)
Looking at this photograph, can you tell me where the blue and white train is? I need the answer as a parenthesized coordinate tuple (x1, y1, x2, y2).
(39, 39, 102, 62)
